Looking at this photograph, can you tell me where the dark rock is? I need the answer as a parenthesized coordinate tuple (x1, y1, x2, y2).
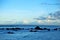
(54, 28, 57, 30)
(30, 29, 37, 32)
(7, 31, 14, 34)
(35, 26, 42, 30)
(43, 28, 47, 30)
(47, 29, 50, 31)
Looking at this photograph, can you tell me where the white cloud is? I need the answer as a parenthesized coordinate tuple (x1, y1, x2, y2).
(34, 11, 60, 25)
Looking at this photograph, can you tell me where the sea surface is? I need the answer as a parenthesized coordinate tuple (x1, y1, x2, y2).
(0, 25, 60, 29)
(0, 25, 60, 40)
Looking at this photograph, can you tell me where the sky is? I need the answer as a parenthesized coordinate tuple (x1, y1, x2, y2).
(0, 0, 60, 25)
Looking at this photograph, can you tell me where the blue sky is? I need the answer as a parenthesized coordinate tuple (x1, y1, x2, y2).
(0, 0, 60, 25)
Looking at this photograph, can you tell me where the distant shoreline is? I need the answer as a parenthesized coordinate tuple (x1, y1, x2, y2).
(0, 25, 60, 27)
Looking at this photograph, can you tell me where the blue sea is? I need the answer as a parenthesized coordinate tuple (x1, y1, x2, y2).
(0, 25, 60, 40)
(0, 25, 60, 29)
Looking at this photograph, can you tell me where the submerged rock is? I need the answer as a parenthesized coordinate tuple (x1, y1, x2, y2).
(54, 28, 58, 30)
(7, 31, 14, 34)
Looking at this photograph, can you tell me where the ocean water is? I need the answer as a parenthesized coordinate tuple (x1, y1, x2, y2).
(0, 25, 60, 29)
(0, 25, 60, 33)
(0, 25, 60, 40)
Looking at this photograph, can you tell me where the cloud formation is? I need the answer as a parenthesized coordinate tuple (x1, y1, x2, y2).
(34, 11, 60, 25)
(35, 11, 60, 20)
